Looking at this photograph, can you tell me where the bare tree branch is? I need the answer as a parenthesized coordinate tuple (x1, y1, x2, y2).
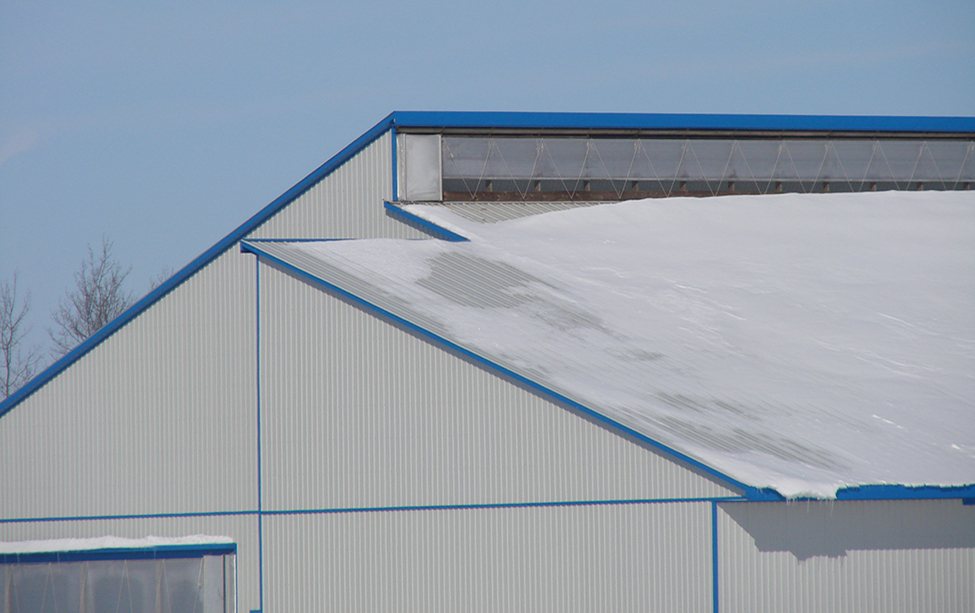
(1, 272, 43, 399)
(50, 237, 134, 356)
(148, 266, 175, 292)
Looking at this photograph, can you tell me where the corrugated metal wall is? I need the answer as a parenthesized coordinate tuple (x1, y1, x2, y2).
(250, 131, 424, 240)
(258, 263, 738, 511)
(0, 250, 258, 518)
(0, 130, 412, 520)
(0, 131, 422, 612)
(7, 124, 973, 613)
(262, 502, 713, 612)
(717, 499, 975, 613)
(0, 515, 260, 613)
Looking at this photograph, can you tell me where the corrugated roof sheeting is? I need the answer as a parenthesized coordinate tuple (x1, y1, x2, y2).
(251, 130, 424, 240)
(263, 502, 712, 612)
(0, 514, 260, 613)
(0, 251, 257, 518)
(717, 499, 975, 612)
(258, 262, 737, 511)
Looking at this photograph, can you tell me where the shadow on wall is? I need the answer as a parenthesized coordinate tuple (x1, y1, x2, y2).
(720, 499, 975, 561)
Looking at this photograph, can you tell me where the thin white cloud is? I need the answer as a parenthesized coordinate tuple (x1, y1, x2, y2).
(0, 128, 43, 169)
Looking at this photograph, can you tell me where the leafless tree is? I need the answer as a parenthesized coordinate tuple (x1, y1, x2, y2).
(50, 237, 134, 356)
(1, 272, 43, 399)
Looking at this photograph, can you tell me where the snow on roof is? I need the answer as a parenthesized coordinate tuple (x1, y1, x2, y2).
(0, 535, 234, 554)
(251, 191, 975, 499)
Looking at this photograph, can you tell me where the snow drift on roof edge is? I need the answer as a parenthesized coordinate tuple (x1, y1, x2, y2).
(285, 191, 974, 499)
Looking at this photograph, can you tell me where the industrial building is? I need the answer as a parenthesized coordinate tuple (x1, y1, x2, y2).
(2, 112, 974, 612)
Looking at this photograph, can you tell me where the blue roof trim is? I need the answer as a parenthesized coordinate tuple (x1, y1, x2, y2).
(835, 483, 975, 500)
(242, 239, 774, 501)
(389, 111, 975, 134)
(383, 202, 469, 241)
(0, 114, 399, 419)
(0, 542, 237, 565)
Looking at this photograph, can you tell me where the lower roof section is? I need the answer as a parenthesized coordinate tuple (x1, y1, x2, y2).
(242, 190, 975, 500)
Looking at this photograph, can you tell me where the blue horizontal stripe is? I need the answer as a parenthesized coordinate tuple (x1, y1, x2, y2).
(0, 510, 257, 524)
(0, 498, 744, 528)
(262, 497, 747, 516)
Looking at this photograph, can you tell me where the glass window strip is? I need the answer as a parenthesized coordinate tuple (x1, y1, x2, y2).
(439, 136, 975, 200)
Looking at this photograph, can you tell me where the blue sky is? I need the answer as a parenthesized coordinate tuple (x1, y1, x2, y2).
(2, 0, 974, 357)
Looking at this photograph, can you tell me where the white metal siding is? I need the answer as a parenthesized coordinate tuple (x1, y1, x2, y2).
(258, 264, 738, 512)
(250, 131, 425, 240)
(0, 251, 258, 518)
(717, 499, 975, 613)
(263, 502, 712, 612)
(0, 128, 427, 521)
(0, 515, 259, 613)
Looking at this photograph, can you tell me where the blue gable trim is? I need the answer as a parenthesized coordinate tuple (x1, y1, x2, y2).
(5, 109, 972, 425)
(0, 115, 399, 418)
(835, 483, 975, 501)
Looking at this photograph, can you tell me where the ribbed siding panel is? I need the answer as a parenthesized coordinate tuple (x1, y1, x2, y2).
(0, 251, 257, 518)
(259, 265, 737, 511)
(0, 515, 259, 613)
(250, 131, 424, 240)
(718, 499, 975, 613)
(264, 502, 712, 612)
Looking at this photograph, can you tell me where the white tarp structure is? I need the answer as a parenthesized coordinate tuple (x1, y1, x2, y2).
(263, 190, 975, 499)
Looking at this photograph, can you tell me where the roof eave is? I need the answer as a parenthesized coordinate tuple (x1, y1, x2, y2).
(389, 111, 975, 137)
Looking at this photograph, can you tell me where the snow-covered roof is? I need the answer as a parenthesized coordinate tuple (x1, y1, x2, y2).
(254, 190, 974, 499)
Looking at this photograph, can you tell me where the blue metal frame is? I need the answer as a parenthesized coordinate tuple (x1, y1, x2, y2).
(711, 501, 720, 613)
(0, 542, 236, 565)
(260, 497, 745, 515)
(254, 257, 265, 613)
(0, 510, 256, 524)
(389, 111, 975, 134)
(391, 125, 398, 200)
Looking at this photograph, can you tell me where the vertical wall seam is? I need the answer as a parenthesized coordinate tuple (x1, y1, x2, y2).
(256, 255, 264, 613)
(712, 501, 719, 613)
